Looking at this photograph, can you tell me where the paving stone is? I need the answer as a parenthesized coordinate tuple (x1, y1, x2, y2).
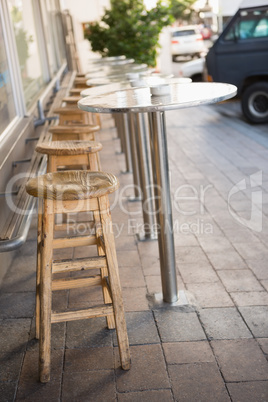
(19, 349, 64, 382)
(163, 341, 215, 364)
(8, 254, 36, 273)
(217, 270, 263, 292)
(257, 338, 268, 355)
(27, 321, 65, 351)
(19, 240, 37, 257)
(239, 306, 268, 337)
(198, 237, 234, 253)
(113, 311, 159, 346)
(1, 269, 36, 293)
(207, 251, 247, 270)
(119, 267, 146, 288)
(168, 362, 230, 402)
(145, 274, 185, 294)
(231, 291, 268, 306)
(262, 280, 268, 291)
(0, 292, 35, 319)
(175, 246, 209, 264)
(115, 344, 170, 392)
(64, 347, 114, 372)
(122, 287, 149, 311)
(199, 307, 252, 340)
(140, 254, 161, 276)
(16, 379, 61, 401)
(227, 381, 268, 402)
(0, 352, 23, 382)
(211, 339, 268, 382)
(0, 381, 17, 402)
(154, 310, 206, 342)
(52, 290, 68, 311)
(117, 389, 174, 402)
(117, 250, 141, 267)
(247, 260, 268, 280)
(0, 319, 31, 353)
(66, 317, 113, 348)
(178, 262, 218, 283)
(68, 286, 103, 308)
(186, 282, 234, 308)
(62, 370, 116, 401)
(233, 242, 268, 260)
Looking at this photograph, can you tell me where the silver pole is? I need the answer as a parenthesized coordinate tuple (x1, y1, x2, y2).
(128, 114, 141, 200)
(148, 111, 178, 303)
(122, 113, 132, 173)
(114, 114, 124, 154)
(134, 113, 157, 240)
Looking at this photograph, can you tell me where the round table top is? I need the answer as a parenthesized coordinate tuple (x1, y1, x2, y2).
(85, 63, 149, 79)
(80, 77, 192, 98)
(86, 68, 155, 85)
(78, 82, 237, 114)
(88, 55, 126, 64)
(88, 58, 134, 68)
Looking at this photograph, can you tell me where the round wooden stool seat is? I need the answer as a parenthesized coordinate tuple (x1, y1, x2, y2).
(36, 141, 102, 156)
(26, 171, 119, 200)
(48, 124, 100, 135)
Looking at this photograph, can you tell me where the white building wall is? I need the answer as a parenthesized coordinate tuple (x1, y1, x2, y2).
(61, 0, 111, 72)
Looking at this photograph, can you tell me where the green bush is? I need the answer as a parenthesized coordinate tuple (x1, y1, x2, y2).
(84, 0, 174, 67)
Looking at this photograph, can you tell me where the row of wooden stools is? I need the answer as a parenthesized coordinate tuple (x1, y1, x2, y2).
(26, 77, 131, 382)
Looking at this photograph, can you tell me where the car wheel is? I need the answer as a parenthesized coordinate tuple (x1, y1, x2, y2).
(241, 82, 268, 124)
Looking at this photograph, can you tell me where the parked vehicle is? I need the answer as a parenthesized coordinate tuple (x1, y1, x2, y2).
(205, 1, 268, 124)
(177, 57, 205, 82)
(171, 26, 205, 62)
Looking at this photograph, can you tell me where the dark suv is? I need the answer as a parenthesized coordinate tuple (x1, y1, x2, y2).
(206, 1, 268, 124)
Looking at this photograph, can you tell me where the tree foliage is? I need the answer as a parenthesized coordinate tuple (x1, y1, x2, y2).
(84, 0, 174, 67)
(169, 0, 196, 21)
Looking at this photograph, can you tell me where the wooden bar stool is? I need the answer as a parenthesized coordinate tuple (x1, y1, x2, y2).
(53, 107, 93, 125)
(36, 141, 102, 172)
(26, 170, 131, 382)
(73, 76, 89, 88)
(48, 124, 100, 141)
(61, 97, 101, 127)
(69, 88, 88, 95)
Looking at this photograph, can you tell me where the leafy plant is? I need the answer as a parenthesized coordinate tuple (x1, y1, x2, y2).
(169, 0, 196, 21)
(84, 0, 174, 67)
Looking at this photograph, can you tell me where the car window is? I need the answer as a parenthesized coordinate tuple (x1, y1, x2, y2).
(172, 30, 196, 37)
(223, 8, 268, 41)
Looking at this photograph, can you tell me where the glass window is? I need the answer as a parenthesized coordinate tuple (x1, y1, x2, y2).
(224, 9, 268, 41)
(0, 17, 16, 133)
(45, 0, 66, 68)
(8, 0, 46, 109)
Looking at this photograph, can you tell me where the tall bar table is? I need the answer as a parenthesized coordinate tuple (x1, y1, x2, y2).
(80, 78, 191, 241)
(78, 82, 237, 303)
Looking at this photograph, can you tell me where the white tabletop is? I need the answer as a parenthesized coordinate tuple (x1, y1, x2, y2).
(88, 55, 126, 64)
(78, 82, 237, 114)
(85, 64, 149, 79)
(80, 77, 191, 98)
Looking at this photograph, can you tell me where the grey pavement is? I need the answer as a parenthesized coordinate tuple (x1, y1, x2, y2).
(0, 100, 268, 401)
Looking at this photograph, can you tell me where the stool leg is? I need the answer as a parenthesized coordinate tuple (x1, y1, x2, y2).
(35, 200, 43, 339)
(39, 199, 54, 383)
(94, 209, 115, 329)
(88, 153, 99, 171)
(99, 195, 131, 370)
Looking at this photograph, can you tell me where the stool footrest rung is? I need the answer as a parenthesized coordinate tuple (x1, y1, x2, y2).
(52, 275, 102, 290)
(53, 235, 97, 249)
(51, 305, 114, 323)
(52, 256, 107, 273)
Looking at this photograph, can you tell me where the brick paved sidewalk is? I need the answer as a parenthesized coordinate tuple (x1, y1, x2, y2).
(0, 102, 267, 401)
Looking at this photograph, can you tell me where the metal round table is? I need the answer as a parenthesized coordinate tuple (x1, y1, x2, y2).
(78, 82, 237, 303)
